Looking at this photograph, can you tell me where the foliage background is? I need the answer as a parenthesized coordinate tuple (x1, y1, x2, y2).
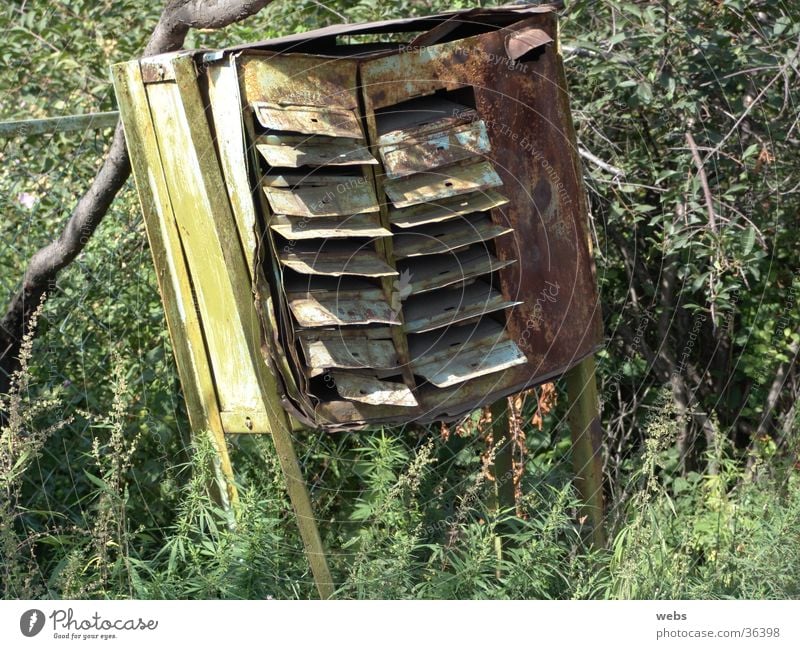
(1, 0, 799, 599)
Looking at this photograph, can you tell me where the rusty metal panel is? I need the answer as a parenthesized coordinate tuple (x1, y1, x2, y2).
(331, 372, 418, 407)
(392, 213, 512, 259)
(253, 102, 364, 138)
(140, 6, 604, 430)
(383, 160, 503, 208)
(397, 247, 515, 295)
(403, 281, 521, 334)
(262, 181, 380, 217)
(279, 242, 397, 277)
(269, 214, 390, 240)
(409, 320, 527, 388)
(389, 190, 509, 228)
(256, 135, 378, 168)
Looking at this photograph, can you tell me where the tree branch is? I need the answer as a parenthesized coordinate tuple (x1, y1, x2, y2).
(0, 0, 275, 397)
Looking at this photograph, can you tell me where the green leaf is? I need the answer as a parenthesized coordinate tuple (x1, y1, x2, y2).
(742, 226, 756, 255)
(637, 82, 653, 104)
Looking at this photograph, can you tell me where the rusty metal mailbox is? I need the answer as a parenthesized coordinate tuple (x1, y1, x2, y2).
(112, 4, 604, 597)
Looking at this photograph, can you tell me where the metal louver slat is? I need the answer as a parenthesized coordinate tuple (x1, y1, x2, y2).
(389, 190, 509, 228)
(285, 276, 399, 326)
(408, 320, 528, 388)
(279, 242, 398, 277)
(397, 246, 516, 295)
(253, 102, 364, 138)
(380, 119, 491, 179)
(263, 171, 365, 188)
(256, 134, 378, 167)
(263, 181, 380, 217)
(375, 97, 490, 179)
(383, 160, 503, 208)
(298, 329, 399, 375)
(331, 372, 418, 407)
(403, 281, 521, 334)
(269, 214, 392, 240)
(376, 97, 476, 143)
(287, 291, 400, 327)
(392, 212, 513, 259)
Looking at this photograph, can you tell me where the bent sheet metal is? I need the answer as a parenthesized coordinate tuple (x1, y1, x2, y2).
(116, 4, 602, 432)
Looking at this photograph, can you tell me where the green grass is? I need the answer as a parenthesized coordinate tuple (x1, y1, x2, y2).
(3, 358, 799, 599)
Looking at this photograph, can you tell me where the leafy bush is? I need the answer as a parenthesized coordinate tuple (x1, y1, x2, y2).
(1, 0, 799, 600)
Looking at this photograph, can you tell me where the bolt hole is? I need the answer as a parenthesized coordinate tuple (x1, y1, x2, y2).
(444, 306, 455, 311)
(444, 181, 454, 187)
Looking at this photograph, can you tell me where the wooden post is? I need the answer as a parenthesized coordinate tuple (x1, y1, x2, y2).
(565, 354, 606, 548)
(269, 419, 335, 599)
(113, 57, 334, 596)
(111, 62, 237, 509)
(490, 399, 516, 512)
(489, 399, 516, 571)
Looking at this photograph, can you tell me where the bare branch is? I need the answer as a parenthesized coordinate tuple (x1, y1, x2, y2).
(578, 145, 625, 179)
(0, 0, 276, 397)
(685, 132, 716, 233)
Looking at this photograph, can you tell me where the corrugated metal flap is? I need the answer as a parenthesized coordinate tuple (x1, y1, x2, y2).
(389, 190, 509, 228)
(392, 212, 512, 259)
(332, 372, 418, 407)
(409, 320, 527, 388)
(403, 280, 521, 333)
(253, 102, 364, 138)
(270, 214, 391, 240)
(279, 241, 398, 277)
(397, 246, 516, 295)
(383, 160, 503, 208)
